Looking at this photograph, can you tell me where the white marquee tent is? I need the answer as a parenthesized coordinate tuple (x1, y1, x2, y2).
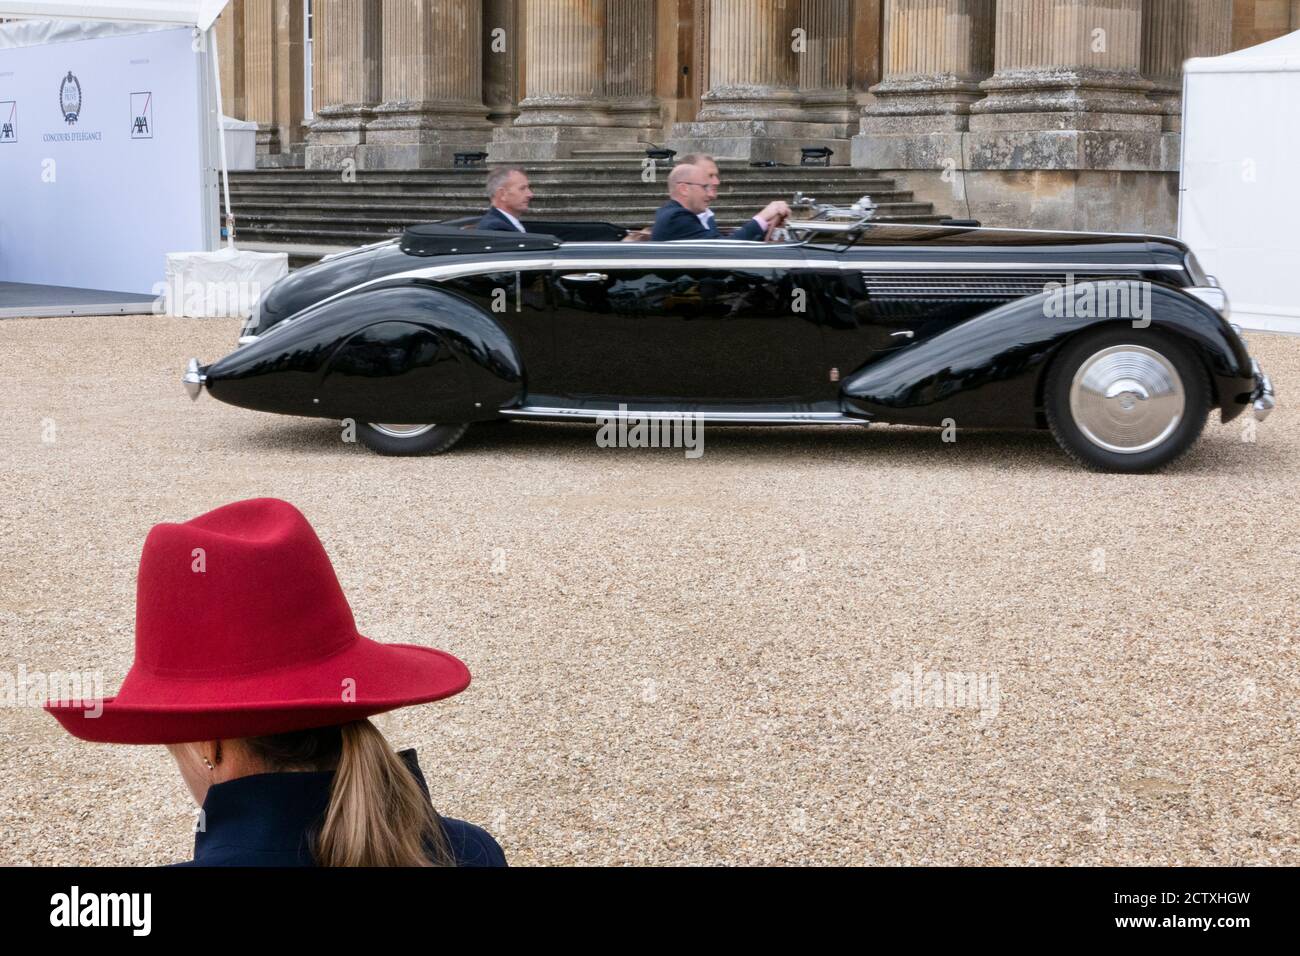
(1, 1, 228, 30)
(1180, 30, 1300, 334)
(0, 0, 288, 316)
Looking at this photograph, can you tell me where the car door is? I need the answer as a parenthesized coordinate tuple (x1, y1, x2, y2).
(546, 255, 826, 404)
(437, 267, 555, 387)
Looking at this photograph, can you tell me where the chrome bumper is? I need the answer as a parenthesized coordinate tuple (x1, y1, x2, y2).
(182, 358, 207, 401)
(1251, 358, 1275, 422)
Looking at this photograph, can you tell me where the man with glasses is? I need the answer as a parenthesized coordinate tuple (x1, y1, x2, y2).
(679, 153, 724, 235)
(650, 163, 790, 242)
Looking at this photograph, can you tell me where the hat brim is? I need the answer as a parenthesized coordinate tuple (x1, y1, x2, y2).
(44, 636, 470, 745)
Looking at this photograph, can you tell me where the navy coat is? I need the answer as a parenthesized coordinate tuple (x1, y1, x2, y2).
(477, 207, 527, 233)
(174, 749, 506, 867)
(649, 199, 766, 242)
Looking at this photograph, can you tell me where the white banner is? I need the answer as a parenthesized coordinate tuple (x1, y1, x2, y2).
(0, 24, 213, 294)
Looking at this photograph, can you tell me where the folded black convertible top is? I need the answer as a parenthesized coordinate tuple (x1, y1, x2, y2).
(400, 224, 561, 257)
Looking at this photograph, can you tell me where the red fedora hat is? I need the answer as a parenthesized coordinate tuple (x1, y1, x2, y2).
(45, 498, 470, 745)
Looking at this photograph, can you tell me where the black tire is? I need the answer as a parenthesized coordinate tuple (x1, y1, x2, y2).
(1044, 327, 1211, 473)
(355, 421, 469, 457)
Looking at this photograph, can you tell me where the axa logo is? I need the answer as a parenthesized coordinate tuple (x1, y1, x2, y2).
(130, 91, 152, 138)
(1, 100, 15, 143)
(59, 70, 82, 125)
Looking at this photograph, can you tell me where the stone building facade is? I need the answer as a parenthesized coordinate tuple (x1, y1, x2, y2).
(218, 0, 1300, 232)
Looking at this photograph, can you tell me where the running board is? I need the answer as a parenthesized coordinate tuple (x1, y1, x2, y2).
(502, 406, 869, 426)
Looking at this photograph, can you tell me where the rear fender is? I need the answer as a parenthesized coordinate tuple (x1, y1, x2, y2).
(206, 284, 523, 422)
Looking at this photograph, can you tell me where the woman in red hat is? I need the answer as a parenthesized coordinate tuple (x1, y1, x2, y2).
(46, 498, 505, 867)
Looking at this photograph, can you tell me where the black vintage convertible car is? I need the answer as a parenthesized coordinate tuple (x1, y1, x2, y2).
(183, 197, 1275, 472)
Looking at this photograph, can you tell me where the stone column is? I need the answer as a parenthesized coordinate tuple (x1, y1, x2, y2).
(216, 0, 245, 122)
(969, 0, 1159, 135)
(604, 0, 661, 130)
(243, 0, 279, 155)
(697, 0, 802, 120)
(483, 0, 521, 126)
(1233, 0, 1300, 47)
(362, 0, 491, 168)
(668, 0, 847, 163)
(849, 0, 885, 97)
(272, 0, 306, 164)
(304, 0, 382, 170)
(798, 0, 857, 133)
(961, 0, 1172, 232)
(518, 0, 605, 126)
(1142, 0, 1232, 132)
(854, 0, 994, 167)
(489, 0, 652, 161)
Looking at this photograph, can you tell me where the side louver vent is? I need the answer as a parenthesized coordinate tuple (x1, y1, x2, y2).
(861, 272, 1141, 300)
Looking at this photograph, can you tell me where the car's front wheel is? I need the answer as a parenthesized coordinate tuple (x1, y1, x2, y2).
(1044, 328, 1211, 473)
(355, 421, 468, 456)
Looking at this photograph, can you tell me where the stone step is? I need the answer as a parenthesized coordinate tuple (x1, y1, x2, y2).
(228, 165, 894, 183)
(228, 174, 899, 187)
(232, 211, 945, 247)
(225, 192, 913, 214)
(228, 185, 899, 202)
(223, 201, 935, 228)
(222, 164, 945, 251)
(567, 147, 657, 158)
(226, 177, 894, 193)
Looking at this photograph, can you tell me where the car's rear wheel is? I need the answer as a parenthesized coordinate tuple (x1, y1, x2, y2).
(355, 421, 468, 456)
(1044, 328, 1211, 473)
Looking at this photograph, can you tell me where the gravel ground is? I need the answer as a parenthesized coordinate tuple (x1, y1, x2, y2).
(1, 313, 1297, 866)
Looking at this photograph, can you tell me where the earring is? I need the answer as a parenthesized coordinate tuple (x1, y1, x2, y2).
(203, 757, 214, 770)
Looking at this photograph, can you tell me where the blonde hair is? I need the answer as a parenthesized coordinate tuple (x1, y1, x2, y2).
(243, 719, 454, 867)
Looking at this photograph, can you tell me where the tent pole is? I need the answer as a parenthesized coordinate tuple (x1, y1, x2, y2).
(209, 25, 234, 249)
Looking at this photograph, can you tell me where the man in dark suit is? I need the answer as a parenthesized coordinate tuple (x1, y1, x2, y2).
(478, 166, 534, 233)
(650, 163, 790, 242)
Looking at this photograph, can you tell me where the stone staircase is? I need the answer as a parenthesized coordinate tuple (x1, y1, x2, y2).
(224, 160, 944, 260)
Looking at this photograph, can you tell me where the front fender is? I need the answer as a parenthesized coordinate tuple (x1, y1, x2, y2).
(840, 283, 1254, 428)
(205, 284, 524, 422)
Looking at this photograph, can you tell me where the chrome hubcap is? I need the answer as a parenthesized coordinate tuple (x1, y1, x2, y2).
(1069, 345, 1184, 454)
(369, 423, 437, 439)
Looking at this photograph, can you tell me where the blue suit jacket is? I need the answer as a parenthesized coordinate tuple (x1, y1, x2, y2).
(477, 207, 526, 233)
(650, 199, 766, 242)
(173, 749, 506, 867)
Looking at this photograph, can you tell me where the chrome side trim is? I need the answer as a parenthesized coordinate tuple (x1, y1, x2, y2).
(831, 261, 1180, 272)
(321, 238, 397, 261)
(502, 406, 868, 426)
